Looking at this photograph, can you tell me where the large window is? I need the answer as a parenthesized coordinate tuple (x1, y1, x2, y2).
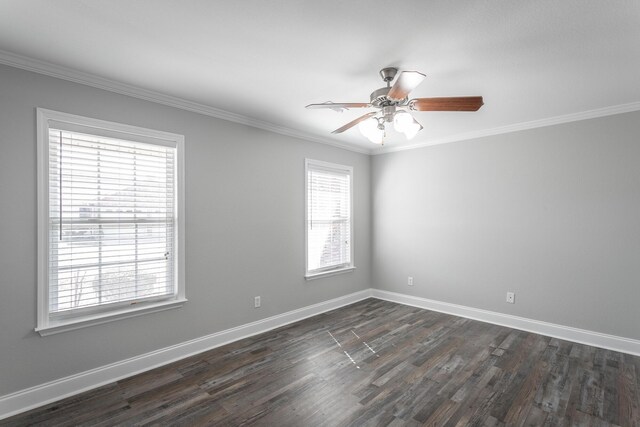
(305, 159, 354, 279)
(36, 109, 185, 335)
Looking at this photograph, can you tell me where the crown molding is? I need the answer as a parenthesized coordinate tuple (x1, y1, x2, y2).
(0, 49, 369, 155)
(376, 101, 640, 154)
(2, 48, 638, 157)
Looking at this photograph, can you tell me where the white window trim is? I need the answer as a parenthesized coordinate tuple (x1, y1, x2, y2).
(304, 158, 355, 280)
(36, 108, 186, 336)
(305, 266, 357, 281)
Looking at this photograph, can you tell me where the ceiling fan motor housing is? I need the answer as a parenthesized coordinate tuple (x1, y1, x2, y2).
(370, 87, 408, 107)
(370, 87, 391, 106)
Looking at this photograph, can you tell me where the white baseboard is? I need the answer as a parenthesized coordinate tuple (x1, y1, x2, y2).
(3, 287, 639, 420)
(371, 289, 640, 357)
(0, 289, 372, 420)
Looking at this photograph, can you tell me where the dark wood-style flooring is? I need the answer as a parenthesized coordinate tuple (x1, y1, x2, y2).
(3, 299, 640, 426)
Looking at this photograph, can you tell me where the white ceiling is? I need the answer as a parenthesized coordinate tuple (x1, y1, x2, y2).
(1, 1, 639, 153)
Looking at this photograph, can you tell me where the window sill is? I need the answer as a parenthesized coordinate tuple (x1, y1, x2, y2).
(35, 298, 188, 336)
(305, 266, 356, 281)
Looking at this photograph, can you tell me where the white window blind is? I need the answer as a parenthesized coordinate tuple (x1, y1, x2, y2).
(306, 159, 353, 276)
(37, 109, 185, 334)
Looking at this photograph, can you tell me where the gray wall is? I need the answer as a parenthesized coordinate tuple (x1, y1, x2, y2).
(372, 111, 640, 340)
(0, 63, 371, 396)
(2, 59, 639, 398)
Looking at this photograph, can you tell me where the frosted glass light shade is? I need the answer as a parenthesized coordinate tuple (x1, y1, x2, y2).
(367, 127, 384, 144)
(358, 117, 378, 138)
(404, 121, 421, 140)
(359, 117, 385, 144)
(393, 111, 413, 133)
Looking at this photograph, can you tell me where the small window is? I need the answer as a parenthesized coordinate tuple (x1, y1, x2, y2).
(36, 109, 185, 335)
(305, 159, 355, 279)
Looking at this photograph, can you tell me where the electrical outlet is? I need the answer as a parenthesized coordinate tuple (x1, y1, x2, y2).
(506, 292, 515, 304)
(408, 276, 414, 286)
(254, 296, 261, 308)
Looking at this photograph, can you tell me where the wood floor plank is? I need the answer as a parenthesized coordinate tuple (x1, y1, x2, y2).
(618, 361, 640, 427)
(3, 298, 639, 426)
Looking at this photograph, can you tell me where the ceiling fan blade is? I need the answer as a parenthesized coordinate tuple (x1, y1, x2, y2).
(409, 96, 484, 111)
(305, 102, 370, 110)
(331, 112, 377, 134)
(387, 71, 426, 101)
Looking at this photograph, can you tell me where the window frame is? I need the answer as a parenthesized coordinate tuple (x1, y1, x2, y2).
(304, 158, 355, 280)
(36, 108, 186, 336)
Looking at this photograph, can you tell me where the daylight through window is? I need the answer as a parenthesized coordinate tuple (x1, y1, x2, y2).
(305, 159, 354, 278)
(37, 109, 185, 334)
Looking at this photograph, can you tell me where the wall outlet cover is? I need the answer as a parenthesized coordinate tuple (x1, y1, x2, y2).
(506, 292, 515, 304)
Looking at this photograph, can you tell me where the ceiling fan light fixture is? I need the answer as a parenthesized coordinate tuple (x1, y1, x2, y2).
(368, 122, 385, 144)
(307, 68, 483, 144)
(358, 117, 378, 139)
(367, 131, 384, 144)
(403, 120, 422, 140)
(358, 117, 385, 144)
(393, 110, 413, 133)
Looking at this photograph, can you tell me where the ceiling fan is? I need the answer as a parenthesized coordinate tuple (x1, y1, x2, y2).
(306, 67, 484, 145)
